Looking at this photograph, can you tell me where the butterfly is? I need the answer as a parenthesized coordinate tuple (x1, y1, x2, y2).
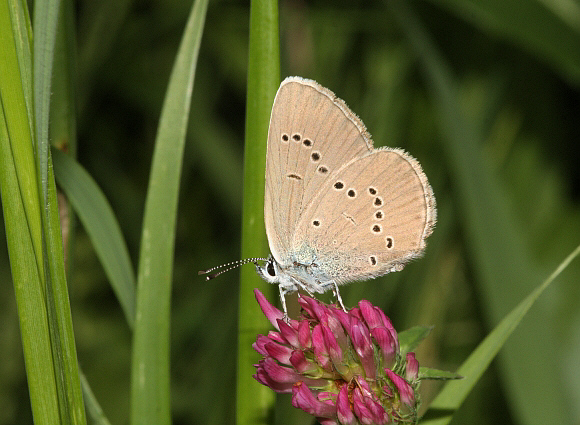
(201, 77, 436, 315)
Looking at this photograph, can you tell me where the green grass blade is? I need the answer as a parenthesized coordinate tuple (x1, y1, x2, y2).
(7, 0, 34, 137)
(50, 0, 77, 281)
(52, 149, 136, 328)
(391, 1, 573, 422)
(50, 0, 76, 156)
(33, 0, 60, 186)
(237, 0, 279, 424)
(422, 244, 580, 424)
(0, 108, 60, 425)
(1, 0, 41, 269)
(1, 2, 61, 423)
(43, 151, 87, 425)
(0, 101, 62, 425)
(130, 0, 208, 423)
(34, 0, 87, 421)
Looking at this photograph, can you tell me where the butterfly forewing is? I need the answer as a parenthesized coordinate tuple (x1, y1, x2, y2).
(265, 77, 374, 265)
(292, 148, 436, 283)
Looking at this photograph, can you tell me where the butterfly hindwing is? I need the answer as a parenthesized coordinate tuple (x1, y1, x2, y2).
(291, 148, 436, 283)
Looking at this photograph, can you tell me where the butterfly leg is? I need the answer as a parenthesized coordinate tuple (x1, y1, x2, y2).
(280, 279, 324, 320)
(288, 277, 317, 298)
(316, 280, 347, 311)
(331, 281, 347, 312)
(277, 284, 291, 321)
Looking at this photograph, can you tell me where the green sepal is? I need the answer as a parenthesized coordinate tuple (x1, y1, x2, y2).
(398, 325, 434, 355)
(419, 367, 463, 381)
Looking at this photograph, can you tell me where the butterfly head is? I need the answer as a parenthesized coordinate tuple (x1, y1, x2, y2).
(255, 255, 280, 284)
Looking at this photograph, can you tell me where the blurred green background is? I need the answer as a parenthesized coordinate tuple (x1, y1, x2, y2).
(1, 0, 580, 424)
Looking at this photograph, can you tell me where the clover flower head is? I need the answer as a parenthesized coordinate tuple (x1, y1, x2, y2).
(252, 289, 421, 424)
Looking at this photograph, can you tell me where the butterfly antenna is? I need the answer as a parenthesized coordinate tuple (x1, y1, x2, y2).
(198, 257, 268, 280)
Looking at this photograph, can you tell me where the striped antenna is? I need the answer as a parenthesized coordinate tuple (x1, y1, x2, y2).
(198, 257, 268, 280)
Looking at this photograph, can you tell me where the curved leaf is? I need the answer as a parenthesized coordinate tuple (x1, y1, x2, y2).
(422, 244, 580, 424)
(130, 0, 209, 423)
(52, 148, 136, 328)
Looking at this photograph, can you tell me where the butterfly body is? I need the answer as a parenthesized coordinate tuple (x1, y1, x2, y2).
(256, 76, 436, 313)
(256, 253, 341, 314)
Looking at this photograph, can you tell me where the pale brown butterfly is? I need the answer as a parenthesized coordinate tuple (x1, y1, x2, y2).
(200, 77, 436, 315)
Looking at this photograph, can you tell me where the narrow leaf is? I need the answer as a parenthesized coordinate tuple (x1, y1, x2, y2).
(237, 0, 280, 423)
(130, 0, 209, 423)
(1, 1, 60, 424)
(33, 0, 88, 421)
(53, 148, 136, 328)
(34, 0, 61, 188)
(390, 1, 573, 422)
(0, 92, 60, 425)
(421, 244, 580, 424)
(42, 154, 86, 425)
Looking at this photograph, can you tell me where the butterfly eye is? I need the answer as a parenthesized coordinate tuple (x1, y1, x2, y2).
(267, 260, 276, 276)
